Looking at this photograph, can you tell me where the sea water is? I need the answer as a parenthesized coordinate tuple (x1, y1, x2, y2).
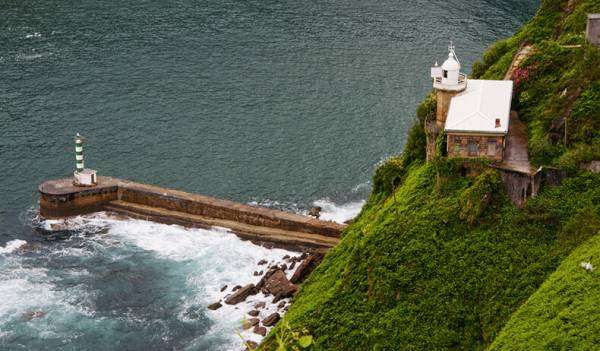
(1, 0, 538, 349)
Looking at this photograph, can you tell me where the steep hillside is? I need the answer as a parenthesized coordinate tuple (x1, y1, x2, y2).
(489, 232, 600, 350)
(260, 0, 600, 350)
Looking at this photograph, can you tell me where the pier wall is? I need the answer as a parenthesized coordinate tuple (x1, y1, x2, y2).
(38, 177, 345, 249)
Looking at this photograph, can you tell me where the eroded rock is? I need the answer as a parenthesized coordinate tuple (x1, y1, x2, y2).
(225, 284, 257, 305)
(262, 312, 281, 327)
(290, 253, 324, 284)
(207, 302, 222, 310)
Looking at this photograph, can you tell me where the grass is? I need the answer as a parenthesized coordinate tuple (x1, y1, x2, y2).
(489, 231, 600, 351)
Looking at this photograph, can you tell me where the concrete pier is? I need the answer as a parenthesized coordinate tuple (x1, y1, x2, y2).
(39, 177, 346, 251)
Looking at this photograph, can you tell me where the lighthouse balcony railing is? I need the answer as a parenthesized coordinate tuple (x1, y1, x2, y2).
(433, 73, 467, 91)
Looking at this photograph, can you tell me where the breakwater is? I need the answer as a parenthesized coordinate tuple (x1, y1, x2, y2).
(39, 176, 345, 250)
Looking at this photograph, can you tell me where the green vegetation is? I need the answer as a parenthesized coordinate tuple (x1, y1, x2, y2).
(489, 232, 600, 350)
(260, 0, 600, 349)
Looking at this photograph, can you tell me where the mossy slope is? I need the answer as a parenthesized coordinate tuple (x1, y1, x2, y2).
(489, 232, 600, 351)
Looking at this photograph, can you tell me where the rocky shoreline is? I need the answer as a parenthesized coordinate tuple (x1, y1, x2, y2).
(206, 251, 324, 349)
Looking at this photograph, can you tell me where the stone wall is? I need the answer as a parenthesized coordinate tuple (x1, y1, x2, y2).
(447, 134, 504, 161)
(39, 177, 344, 239)
(117, 183, 342, 238)
(435, 90, 462, 128)
(39, 186, 118, 218)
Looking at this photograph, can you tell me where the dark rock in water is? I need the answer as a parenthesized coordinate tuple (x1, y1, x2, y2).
(248, 310, 260, 317)
(232, 285, 242, 291)
(253, 271, 260, 276)
(257, 259, 268, 265)
(289, 261, 296, 270)
(264, 270, 297, 298)
(207, 302, 222, 310)
(291, 252, 324, 284)
(283, 254, 290, 260)
(21, 311, 46, 321)
(225, 284, 258, 305)
(244, 340, 259, 350)
(280, 263, 288, 271)
(277, 301, 286, 309)
(18, 242, 41, 253)
(308, 206, 322, 219)
(220, 285, 228, 292)
(254, 301, 266, 309)
(299, 252, 308, 260)
(262, 312, 281, 327)
(255, 268, 278, 291)
(253, 325, 267, 336)
(243, 317, 260, 330)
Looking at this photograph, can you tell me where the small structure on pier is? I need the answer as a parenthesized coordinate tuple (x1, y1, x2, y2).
(428, 43, 513, 161)
(73, 133, 97, 186)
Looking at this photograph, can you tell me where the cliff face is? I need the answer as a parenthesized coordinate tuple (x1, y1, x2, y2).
(261, 0, 600, 350)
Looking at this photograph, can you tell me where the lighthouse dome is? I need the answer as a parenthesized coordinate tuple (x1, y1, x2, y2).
(442, 51, 460, 71)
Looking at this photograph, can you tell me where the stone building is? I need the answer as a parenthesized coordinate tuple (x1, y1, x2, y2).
(429, 44, 513, 161)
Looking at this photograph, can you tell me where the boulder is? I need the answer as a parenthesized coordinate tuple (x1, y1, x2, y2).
(244, 340, 259, 350)
(283, 254, 290, 260)
(207, 302, 222, 310)
(289, 261, 296, 270)
(253, 325, 267, 336)
(262, 312, 281, 327)
(220, 285, 228, 292)
(257, 259, 268, 265)
(308, 206, 322, 219)
(225, 284, 258, 305)
(264, 270, 297, 298)
(248, 310, 260, 317)
(232, 285, 242, 291)
(254, 301, 266, 309)
(277, 301, 286, 309)
(242, 317, 260, 330)
(290, 253, 324, 284)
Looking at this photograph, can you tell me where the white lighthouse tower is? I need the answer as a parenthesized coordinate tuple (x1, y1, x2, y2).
(430, 42, 467, 129)
(73, 133, 97, 186)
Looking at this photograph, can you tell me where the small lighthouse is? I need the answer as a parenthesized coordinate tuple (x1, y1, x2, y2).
(430, 42, 468, 129)
(425, 42, 468, 161)
(73, 133, 97, 186)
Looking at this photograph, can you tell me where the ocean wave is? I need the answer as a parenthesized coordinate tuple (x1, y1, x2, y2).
(25, 32, 42, 39)
(313, 199, 365, 224)
(0, 239, 27, 254)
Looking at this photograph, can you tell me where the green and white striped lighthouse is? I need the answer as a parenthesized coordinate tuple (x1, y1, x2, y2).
(73, 133, 97, 186)
(75, 133, 84, 173)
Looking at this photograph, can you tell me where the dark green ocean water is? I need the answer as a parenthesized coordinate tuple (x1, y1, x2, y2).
(1, 1, 537, 349)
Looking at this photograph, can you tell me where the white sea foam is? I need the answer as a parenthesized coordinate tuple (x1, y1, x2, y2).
(313, 199, 365, 224)
(0, 239, 27, 254)
(25, 32, 42, 38)
(101, 217, 297, 349)
(34, 213, 298, 349)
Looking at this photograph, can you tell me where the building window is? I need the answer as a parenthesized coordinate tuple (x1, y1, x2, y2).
(453, 137, 462, 155)
(487, 140, 497, 156)
(443, 70, 448, 78)
(467, 139, 478, 156)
